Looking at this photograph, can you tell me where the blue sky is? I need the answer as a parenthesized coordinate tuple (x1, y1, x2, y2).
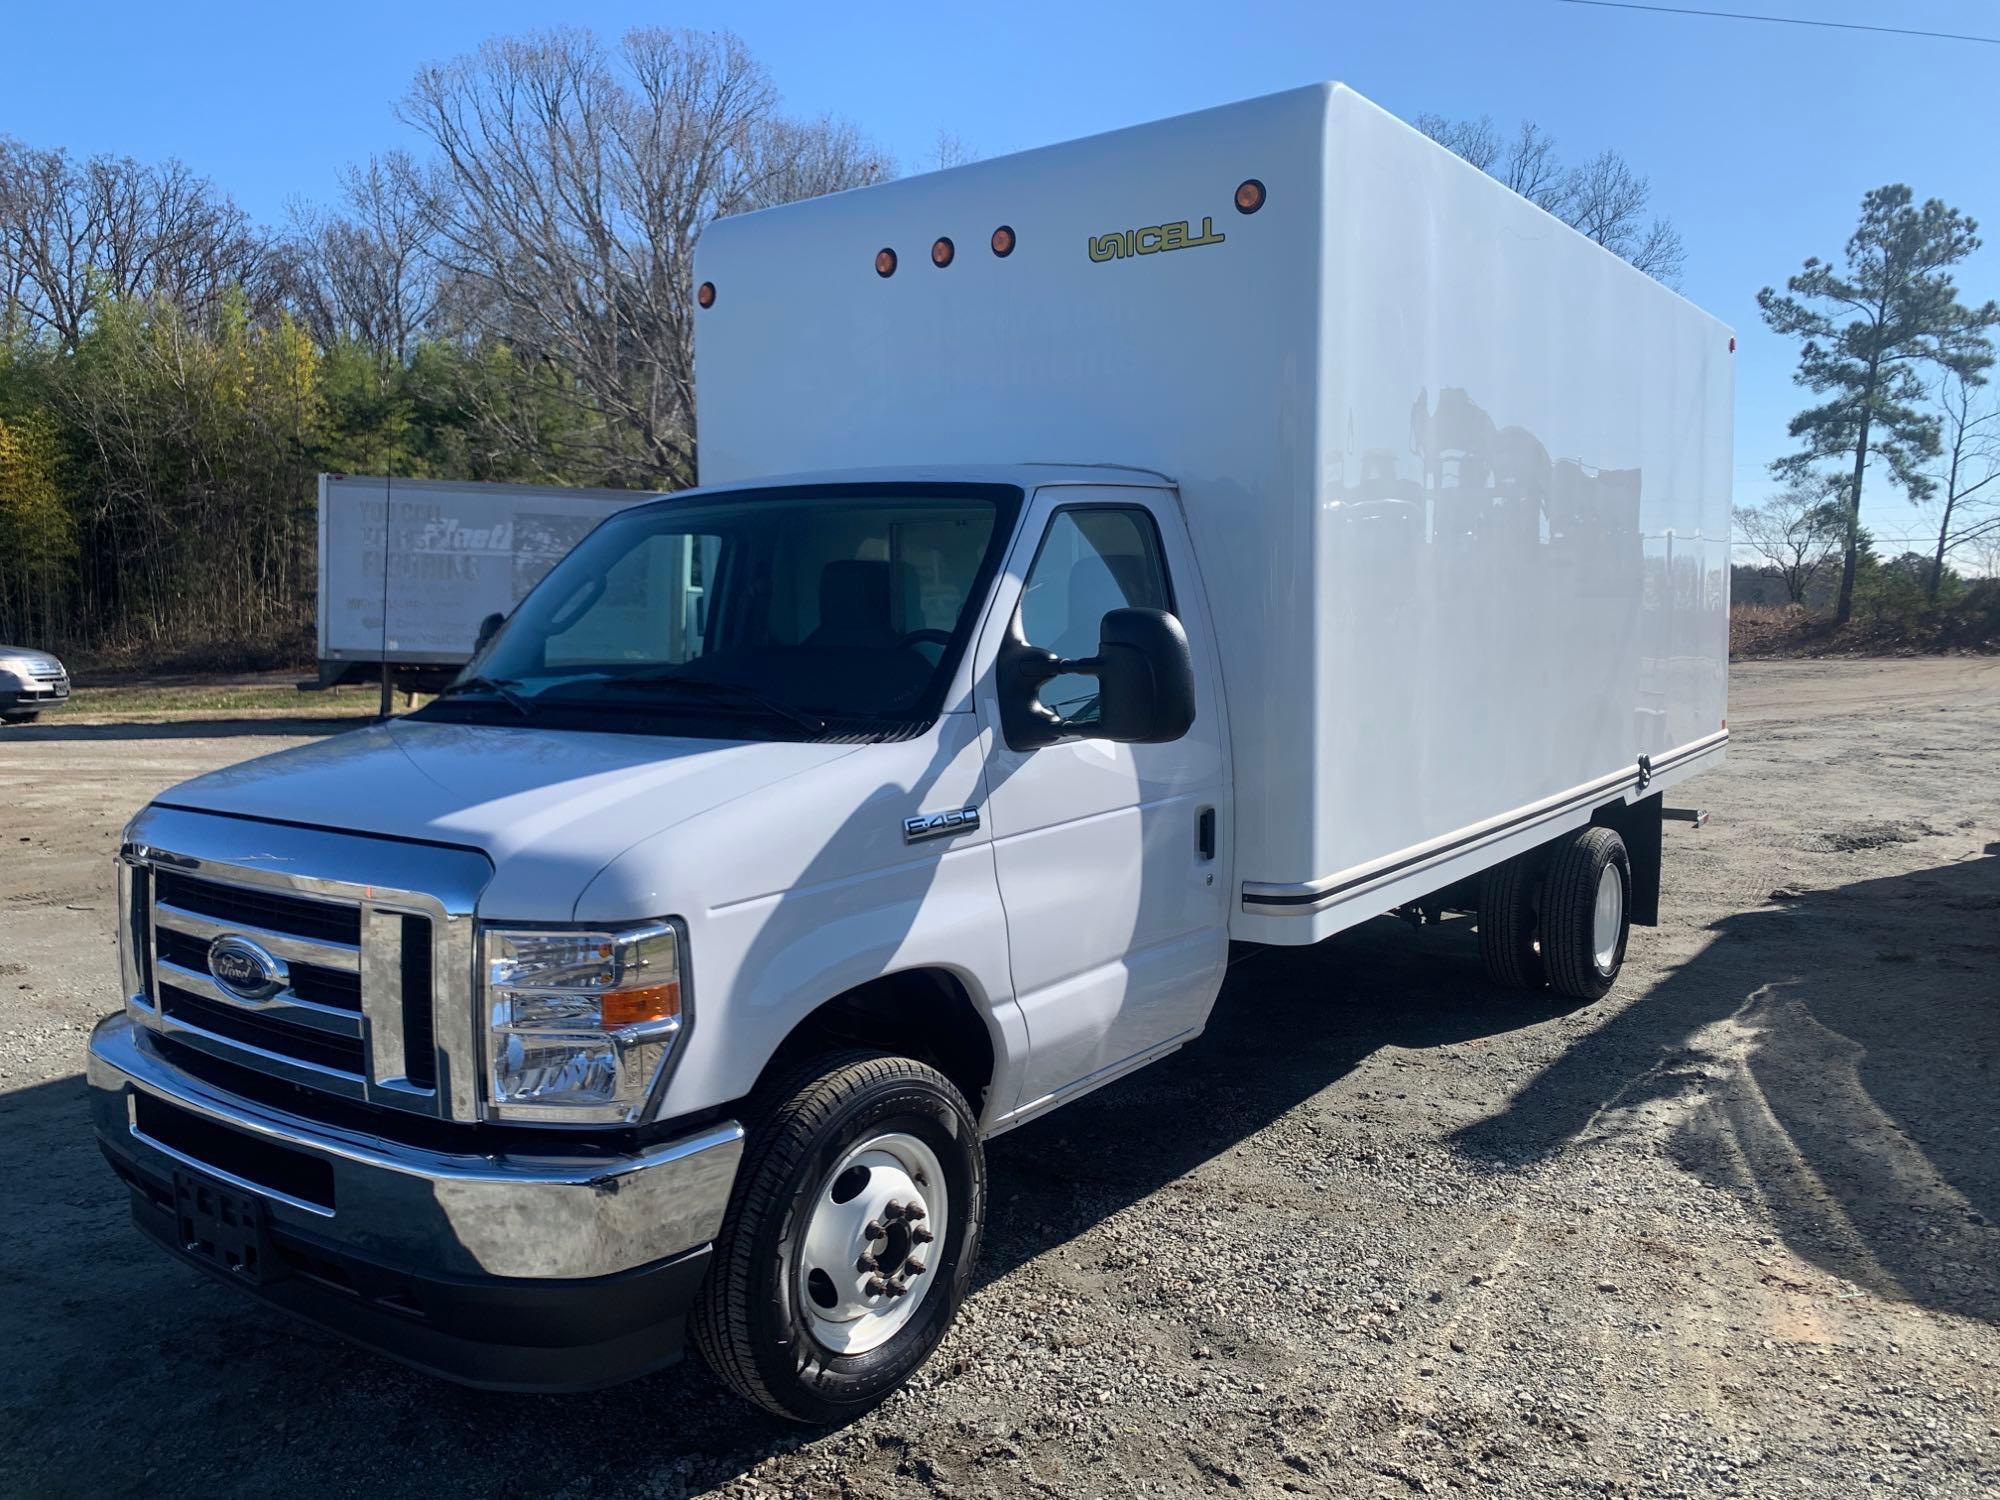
(8, 0, 1996, 546)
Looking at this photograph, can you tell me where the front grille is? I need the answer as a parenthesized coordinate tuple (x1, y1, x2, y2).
(123, 809, 486, 1123)
(155, 870, 360, 946)
(160, 984, 367, 1074)
(139, 858, 452, 1112)
(23, 659, 64, 681)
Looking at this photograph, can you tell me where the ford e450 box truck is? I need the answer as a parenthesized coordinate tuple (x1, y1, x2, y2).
(88, 83, 1730, 1421)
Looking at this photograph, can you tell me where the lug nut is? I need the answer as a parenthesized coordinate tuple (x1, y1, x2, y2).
(903, 1203, 926, 1222)
(885, 1199, 905, 1219)
(911, 1226, 935, 1245)
(905, 1257, 927, 1276)
(863, 1276, 888, 1297)
(862, 1219, 885, 1239)
(856, 1253, 879, 1272)
(888, 1276, 909, 1297)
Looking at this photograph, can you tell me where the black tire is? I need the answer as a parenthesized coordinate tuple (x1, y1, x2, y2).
(691, 1050, 985, 1423)
(1539, 826, 1631, 1002)
(1478, 855, 1544, 990)
(1, 711, 38, 725)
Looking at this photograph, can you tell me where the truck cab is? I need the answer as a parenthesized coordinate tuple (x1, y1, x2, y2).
(90, 465, 1236, 1414)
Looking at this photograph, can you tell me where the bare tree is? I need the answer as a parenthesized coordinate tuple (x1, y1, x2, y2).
(1734, 476, 1846, 606)
(927, 131, 980, 173)
(1556, 150, 1686, 285)
(1412, 114, 1562, 210)
(397, 26, 892, 487)
(1414, 114, 1685, 287)
(1921, 369, 2000, 597)
(0, 139, 274, 346)
(287, 153, 448, 362)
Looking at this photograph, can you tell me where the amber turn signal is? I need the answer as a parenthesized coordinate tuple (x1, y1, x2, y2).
(696, 281, 715, 308)
(991, 224, 1016, 257)
(932, 236, 955, 268)
(1234, 178, 1266, 215)
(600, 981, 682, 1029)
(875, 248, 898, 277)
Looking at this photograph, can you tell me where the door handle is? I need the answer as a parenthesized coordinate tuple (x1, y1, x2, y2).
(1197, 806, 1216, 861)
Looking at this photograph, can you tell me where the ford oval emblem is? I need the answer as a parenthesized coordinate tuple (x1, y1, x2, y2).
(207, 935, 288, 1001)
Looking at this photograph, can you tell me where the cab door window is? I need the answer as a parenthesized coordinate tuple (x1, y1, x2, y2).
(1016, 507, 1173, 725)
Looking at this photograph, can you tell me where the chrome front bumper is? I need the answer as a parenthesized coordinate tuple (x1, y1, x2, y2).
(87, 1013, 743, 1282)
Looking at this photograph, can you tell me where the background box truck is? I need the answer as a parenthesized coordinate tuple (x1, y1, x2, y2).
(88, 82, 1730, 1421)
(314, 474, 657, 689)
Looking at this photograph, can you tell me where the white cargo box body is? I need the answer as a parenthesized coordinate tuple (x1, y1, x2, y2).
(317, 475, 656, 668)
(696, 82, 1731, 942)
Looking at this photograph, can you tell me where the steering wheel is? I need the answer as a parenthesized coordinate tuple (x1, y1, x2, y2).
(896, 628, 954, 649)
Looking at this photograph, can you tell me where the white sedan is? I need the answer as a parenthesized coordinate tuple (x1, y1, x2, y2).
(0, 645, 70, 723)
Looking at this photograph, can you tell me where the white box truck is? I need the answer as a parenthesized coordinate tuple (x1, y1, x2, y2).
(88, 83, 1729, 1420)
(314, 474, 656, 689)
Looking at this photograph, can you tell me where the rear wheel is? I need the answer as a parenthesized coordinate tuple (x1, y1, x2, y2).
(1539, 826, 1631, 1001)
(1, 711, 38, 724)
(692, 1050, 985, 1423)
(1478, 855, 1544, 990)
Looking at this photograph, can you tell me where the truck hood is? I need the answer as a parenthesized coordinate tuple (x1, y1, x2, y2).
(154, 720, 862, 920)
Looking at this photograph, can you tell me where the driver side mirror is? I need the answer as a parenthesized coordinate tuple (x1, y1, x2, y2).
(997, 606, 1197, 751)
(474, 610, 506, 655)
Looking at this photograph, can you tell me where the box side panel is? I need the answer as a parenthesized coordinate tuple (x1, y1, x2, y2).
(696, 86, 1333, 880)
(1246, 89, 1731, 938)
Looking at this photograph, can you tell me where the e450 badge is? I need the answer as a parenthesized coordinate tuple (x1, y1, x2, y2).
(903, 806, 981, 843)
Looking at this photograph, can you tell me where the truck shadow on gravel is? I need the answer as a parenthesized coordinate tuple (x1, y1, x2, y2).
(1453, 844, 2000, 1327)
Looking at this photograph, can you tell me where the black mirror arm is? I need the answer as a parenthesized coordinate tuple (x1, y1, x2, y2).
(995, 628, 1098, 751)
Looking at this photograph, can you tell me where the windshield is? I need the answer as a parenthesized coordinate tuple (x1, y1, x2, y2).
(418, 483, 1019, 739)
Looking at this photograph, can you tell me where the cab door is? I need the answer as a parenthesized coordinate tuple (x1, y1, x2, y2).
(972, 484, 1231, 1119)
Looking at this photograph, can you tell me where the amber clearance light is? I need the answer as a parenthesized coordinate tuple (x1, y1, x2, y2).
(696, 281, 715, 309)
(932, 236, 955, 268)
(991, 224, 1016, 257)
(875, 247, 898, 278)
(1235, 178, 1266, 215)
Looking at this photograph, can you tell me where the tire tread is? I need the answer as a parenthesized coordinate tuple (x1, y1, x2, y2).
(1478, 858, 1542, 990)
(1541, 826, 1627, 1001)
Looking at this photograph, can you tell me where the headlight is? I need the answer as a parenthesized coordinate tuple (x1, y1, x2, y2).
(481, 921, 687, 1123)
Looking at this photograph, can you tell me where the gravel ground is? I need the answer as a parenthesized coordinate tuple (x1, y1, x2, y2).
(2, 660, 1996, 1498)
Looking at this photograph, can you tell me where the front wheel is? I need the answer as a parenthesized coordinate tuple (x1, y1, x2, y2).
(1, 711, 38, 725)
(691, 1050, 985, 1422)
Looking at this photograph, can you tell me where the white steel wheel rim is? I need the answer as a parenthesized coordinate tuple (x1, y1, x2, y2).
(1592, 863, 1625, 972)
(796, 1131, 949, 1356)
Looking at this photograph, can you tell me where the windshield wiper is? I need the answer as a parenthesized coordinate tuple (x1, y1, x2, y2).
(595, 670, 827, 734)
(432, 675, 535, 718)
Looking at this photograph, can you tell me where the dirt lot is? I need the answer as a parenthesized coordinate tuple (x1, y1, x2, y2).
(2, 660, 1996, 1498)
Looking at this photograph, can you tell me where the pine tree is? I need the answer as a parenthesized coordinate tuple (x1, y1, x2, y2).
(1759, 186, 1996, 623)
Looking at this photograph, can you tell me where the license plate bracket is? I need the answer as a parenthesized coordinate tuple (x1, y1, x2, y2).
(172, 1169, 272, 1283)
